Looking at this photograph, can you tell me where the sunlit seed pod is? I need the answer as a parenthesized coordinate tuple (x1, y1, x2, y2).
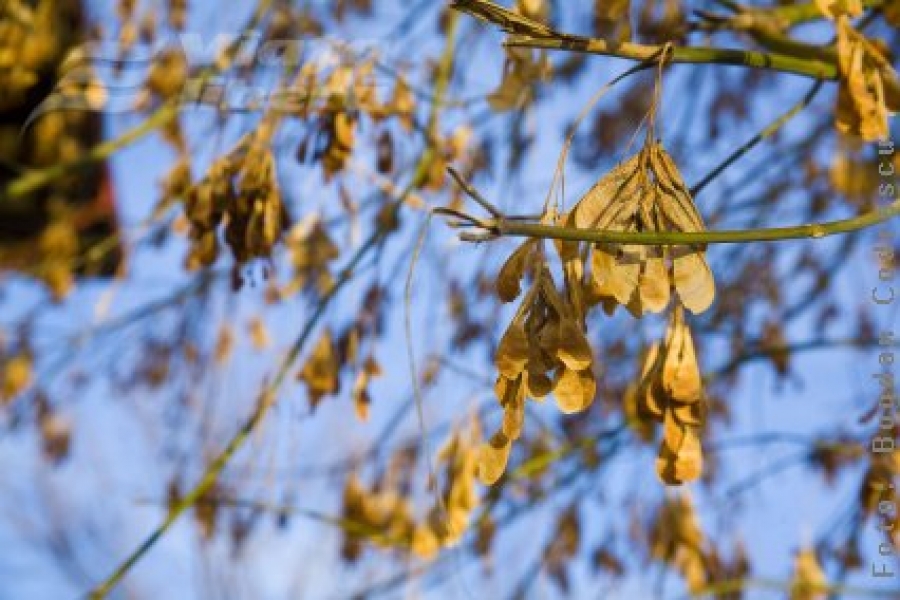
(1, 354, 32, 402)
(495, 319, 529, 379)
(525, 370, 552, 399)
(476, 430, 511, 485)
(146, 49, 189, 100)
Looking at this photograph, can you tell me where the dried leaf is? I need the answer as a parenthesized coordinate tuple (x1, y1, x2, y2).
(298, 330, 340, 409)
(573, 154, 642, 231)
(352, 356, 381, 422)
(638, 256, 670, 314)
(592, 246, 640, 306)
(2, 353, 32, 403)
(248, 317, 271, 350)
(661, 307, 702, 403)
(636, 343, 666, 419)
(525, 370, 553, 399)
(834, 18, 898, 141)
(790, 548, 828, 600)
(656, 415, 703, 485)
(671, 401, 705, 428)
(502, 399, 525, 441)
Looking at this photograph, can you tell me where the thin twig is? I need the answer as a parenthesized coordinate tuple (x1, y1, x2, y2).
(691, 79, 824, 196)
(441, 181, 900, 245)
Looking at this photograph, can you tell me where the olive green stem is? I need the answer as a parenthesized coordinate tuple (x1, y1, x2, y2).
(3, 101, 180, 203)
(446, 173, 900, 245)
(451, 0, 840, 80)
(504, 36, 838, 79)
(491, 202, 900, 245)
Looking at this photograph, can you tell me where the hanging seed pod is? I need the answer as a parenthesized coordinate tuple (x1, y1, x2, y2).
(573, 141, 715, 316)
(146, 48, 189, 100)
(632, 307, 707, 485)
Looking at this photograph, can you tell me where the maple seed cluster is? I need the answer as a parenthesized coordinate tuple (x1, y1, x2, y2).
(480, 139, 715, 486)
(572, 141, 715, 316)
(341, 428, 479, 560)
(183, 143, 285, 270)
(817, 0, 900, 142)
(480, 252, 598, 485)
(634, 306, 705, 485)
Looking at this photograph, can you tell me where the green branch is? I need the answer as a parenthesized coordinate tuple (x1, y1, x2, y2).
(2, 101, 180, 204)
(443, 169, 900, 245)
(451, 0, 840, 80)
(493, 203, 900, 244)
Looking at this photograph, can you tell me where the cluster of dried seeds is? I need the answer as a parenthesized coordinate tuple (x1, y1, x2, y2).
(572, 141, 715, 316)
(182, 141, 286, 270)
(633, 306, 706, 485)
(478, 138, 715, 486)
(833, 15, 900, 141)
(479, 244, 597, 485)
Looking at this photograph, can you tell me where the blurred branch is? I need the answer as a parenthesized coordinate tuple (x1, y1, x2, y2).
(87, 220, 384, 600)
(760, 0, 885, 27)
(691, 79, 824, 197)
(86, 13, 461, 597)
(708, 336, 880, 380)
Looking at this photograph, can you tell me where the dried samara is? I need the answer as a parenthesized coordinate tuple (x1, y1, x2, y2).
(632, 306, 706, 485)
(572, 142, 715, 316)
(479, 251, 596, 485)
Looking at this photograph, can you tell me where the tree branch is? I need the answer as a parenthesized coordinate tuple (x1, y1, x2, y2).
(443, 173, 900, 245)
(451, 0, 841, 80)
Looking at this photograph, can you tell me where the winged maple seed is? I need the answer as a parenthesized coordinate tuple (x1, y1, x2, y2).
(479, 251, 596, 485)
(629, 306, 706, 485)
(572, 141, 715, 316)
